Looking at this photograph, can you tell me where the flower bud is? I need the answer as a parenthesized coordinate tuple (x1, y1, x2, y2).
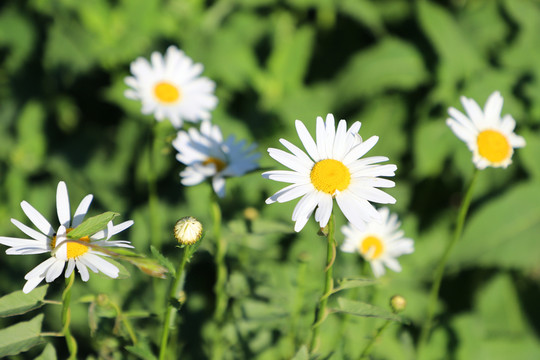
(174, 216, 203, 245)
(390, 295, 406, 313)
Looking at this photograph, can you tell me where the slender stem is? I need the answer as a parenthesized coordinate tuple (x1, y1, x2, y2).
(309, 213, 336, 353)
(418, 169, 479, 351)
(158, 247, 190, 360)
(108, 300, 138, 345)
(211, 194, 227, 360)
(148, 121, 161, 245)
(212, 195, 227, 323)
(62, 273, 77, 360)
(358, 319, 391, 359)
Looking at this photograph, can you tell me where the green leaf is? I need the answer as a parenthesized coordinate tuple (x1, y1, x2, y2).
(11, 101, 47, 173)
(332, 298, 404, 323)
(0, 285, 48, 317)
(0, 314, 45, 357)
(125, 340, 157, 360)
(150, 245, 176, 277)
(449, 181, 540, 270)
(417, 0, 484, 101)
(332, 278, 378, 294)
(35, 343, 57, 360)
(67, 211, 119, 239)
(335, 37, 428, 105)
(291, 345, 308, 360)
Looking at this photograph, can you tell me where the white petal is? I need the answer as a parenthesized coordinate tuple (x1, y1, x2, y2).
(76, 260, 90, 281)
(342, 136, 379, 164)
(10, 219, 49, 242)
(83, 253, 119, 278)
(65, 259, 76, 278)
(23, 276, 46, 294)
(24, 257, 57, 280)
(20, 201, 55, 237)
(73, 195, 93, 227)
(56, 181, 71, 228)
(484, 91, 503, 122)
(295, 120, 320, 161)
(45, 259, 65, 283)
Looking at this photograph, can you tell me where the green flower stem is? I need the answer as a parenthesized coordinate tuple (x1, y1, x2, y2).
(108, 300, 138, 345)
(309, 213, 336, 353)
(148, 121, 161, 246)
(358, 319, 391, 359)
(62, 273, 77, 360)
(212, 195, 227, 324)
(158, 246, 190, 360)
(418, 168, 479, 352)
(211, 193, 227, 360)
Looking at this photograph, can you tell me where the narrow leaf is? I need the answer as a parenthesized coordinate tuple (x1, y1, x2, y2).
(67, 211, 119, 239)
(35, 343, 57, 360)
(291, 346, 308, 360)
(332, 298, 404, 323)
(0, 285, 48, 317)
(125, 340, 158, 360)
(0, 314, 45, 357)
(332, 278, 378, 294)
(150, 245, 176, 276)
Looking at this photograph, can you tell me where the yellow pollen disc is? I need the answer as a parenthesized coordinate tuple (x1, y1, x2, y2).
(154, 81, 181, 104)
(203, 157, 227, 172)
(359, 236, 385, 260)
(310, 159, 351, 195)
(476, 129, 511, 164)
(50, 228, 91, 259)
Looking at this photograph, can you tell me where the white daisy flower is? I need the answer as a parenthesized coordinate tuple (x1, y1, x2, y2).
(172, 120, 261, 198)
(124, 45, 218, 129)
(341, 207, 414, 278)
(262, 114, 397, 232)
(0, 181, 134, 293)
(446, 91, 526, 169)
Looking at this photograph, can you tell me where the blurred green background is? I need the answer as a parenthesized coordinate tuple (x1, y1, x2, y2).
(1, 0, 540, 359)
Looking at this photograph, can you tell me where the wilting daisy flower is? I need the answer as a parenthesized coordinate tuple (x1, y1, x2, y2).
(173, 120, 260, 198)
(124, 45, 218, 129)
(446, 91, 526, 169)
(341, 207, 414, 278)
(0, 181, 134, 293)
(263, 114, 397, 232)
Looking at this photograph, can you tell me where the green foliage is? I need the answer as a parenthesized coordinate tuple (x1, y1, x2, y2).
(67, 212, 119, 239)
(0, 314, 45, 357)
(0, 285, 48, 317)
(0, 0, 539, 358)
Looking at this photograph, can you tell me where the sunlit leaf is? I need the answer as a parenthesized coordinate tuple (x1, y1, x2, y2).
(332, 298, 404, 323)
(0, 314, 45, 357)
(67, 212, 119, 239)
(0, 285, 48, 318)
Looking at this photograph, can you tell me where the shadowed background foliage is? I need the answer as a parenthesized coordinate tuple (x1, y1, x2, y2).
(1, 0, 540, 359)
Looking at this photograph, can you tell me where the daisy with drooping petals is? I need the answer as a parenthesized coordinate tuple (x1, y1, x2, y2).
(262, 114, 397, 232)
(124, 45, 218, 129)
(0, 181, 134, 293)
(173, 120, 260, 198)
(341, 207, 414, 278)
(446, 91, 526, 169)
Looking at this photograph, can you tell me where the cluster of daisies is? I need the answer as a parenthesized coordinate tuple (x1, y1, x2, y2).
(0, 44, 527, 293)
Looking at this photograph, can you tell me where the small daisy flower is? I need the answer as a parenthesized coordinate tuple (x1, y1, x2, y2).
(0, 181, 134, 293)
(172, 120, 260, 198)
(341, 207, 414, 278)
(446, 91, 526, 169)
(263, 114, 397, 232)
(124, 45, 218, 129)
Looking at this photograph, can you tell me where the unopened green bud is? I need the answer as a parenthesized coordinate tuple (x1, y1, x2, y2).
(390, 295, 406, 313)
(174, 216, 203, 245)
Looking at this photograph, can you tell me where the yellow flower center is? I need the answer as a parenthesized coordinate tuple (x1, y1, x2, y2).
(359, 235, 385, 260)
(154, 81, 181, 104)
(476, 129, 511, 164)
(50, 228, 91, 259)
(203, 157, 227, 172)
(310, 159, 351, 195)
